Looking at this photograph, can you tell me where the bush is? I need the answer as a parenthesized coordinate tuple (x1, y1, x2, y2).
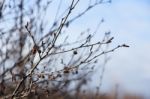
(0, 0, 129, 98)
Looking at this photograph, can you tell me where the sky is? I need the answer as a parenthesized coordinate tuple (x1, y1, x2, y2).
(88, 0, 150, 97)
(60, 0, 150, 98)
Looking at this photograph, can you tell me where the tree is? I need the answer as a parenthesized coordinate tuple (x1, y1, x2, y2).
(0, 0, 129, 98)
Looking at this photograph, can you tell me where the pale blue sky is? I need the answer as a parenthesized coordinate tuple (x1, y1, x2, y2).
(59, 0, 150, 97)
(88, 0, 150, 97)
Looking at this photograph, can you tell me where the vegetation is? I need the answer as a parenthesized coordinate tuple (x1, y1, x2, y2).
(0, 0, 138, 99)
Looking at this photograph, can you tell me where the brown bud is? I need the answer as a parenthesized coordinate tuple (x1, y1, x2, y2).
(64, 67, 70, 74)
(122, 44, 129, 47)
(106, 37, 114, 43)
(32, 46, 37, 54)
(73, 50, 78, 55)
(64, 70, 69, 74)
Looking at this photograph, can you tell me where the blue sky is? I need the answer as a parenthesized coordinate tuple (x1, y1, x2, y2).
(89, 0, 150, 97)
(59, 0, 150, 97)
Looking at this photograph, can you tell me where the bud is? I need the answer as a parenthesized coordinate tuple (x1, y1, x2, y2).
(122, 44, 129, 47)
(73, 50, 78, 55)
